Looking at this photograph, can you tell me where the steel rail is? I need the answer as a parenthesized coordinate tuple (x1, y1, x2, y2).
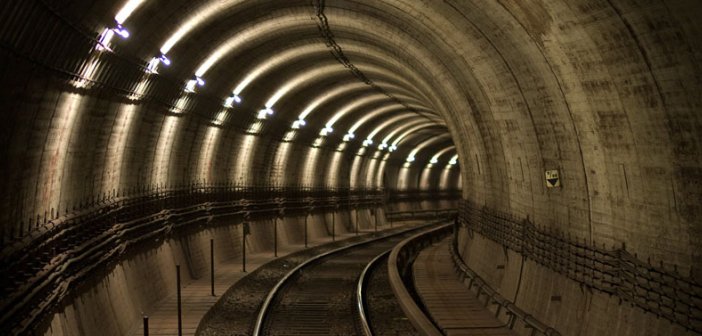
(356, 249, 391, 336)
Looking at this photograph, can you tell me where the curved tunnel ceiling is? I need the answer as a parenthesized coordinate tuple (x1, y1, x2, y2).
(0, 0, 701, 333)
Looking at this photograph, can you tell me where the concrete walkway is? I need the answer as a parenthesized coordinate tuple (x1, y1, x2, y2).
(413, 238, 517, 336)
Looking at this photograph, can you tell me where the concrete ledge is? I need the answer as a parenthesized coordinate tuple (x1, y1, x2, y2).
(387, 222, 452, 336)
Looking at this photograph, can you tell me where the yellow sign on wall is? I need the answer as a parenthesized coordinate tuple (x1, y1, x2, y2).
(545, 169, 561, 188)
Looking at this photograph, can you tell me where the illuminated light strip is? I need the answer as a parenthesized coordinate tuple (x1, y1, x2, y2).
(193, 17, 310, 78)
(320, 94, 389, 136)
(256, 63, 349, 121)
(160, 0, 247, 54)
(297, 82, 368, 122)
(115, 0, 147, 24)
(429, 145, 456, 164)
(330, 102, 405, 138)
(97, 0, 145, 51)
(231, 43, 329, 98)
(379, 118, 427, 150)
(264, 64, 343, 109)
(448, 154, 459, 165)
(293, 69, 429, 128)
(347, 106, 408, 138)
(405, 134, 451, 163)
(391, 123, 438, 149)
(360, 112, 415, 146)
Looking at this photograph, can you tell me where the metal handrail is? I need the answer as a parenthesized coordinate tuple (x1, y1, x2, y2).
(0, 188, 390, 335)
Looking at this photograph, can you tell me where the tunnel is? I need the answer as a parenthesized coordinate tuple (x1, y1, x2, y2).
(0, 0, 700, 335)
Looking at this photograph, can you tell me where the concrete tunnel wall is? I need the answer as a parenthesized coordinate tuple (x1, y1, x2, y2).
(0, 0, 700, 335)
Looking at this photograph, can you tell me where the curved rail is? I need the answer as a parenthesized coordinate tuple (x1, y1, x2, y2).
(356, 249, 391, 336)
(252, 221, 445, 336)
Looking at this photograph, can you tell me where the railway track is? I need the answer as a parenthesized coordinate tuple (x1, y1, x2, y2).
(252, 222, 445, 336)
(357, 251, 419, 336)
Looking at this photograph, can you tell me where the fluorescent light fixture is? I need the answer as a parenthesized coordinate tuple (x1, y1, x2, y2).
(406, 155, 415, 163)
(378, 143, 388, 150)
(389, 145, 397, 152)
(362, 139, 373, 147)
(342, 132, 355, 141)
(320, 126, 333, 136)
(224, 96, 235, 108)
(257, 110, 268, 119)
(159, 54, 171, 66)
(224, 94, 242, 108)
(147, 54, 171, 73)
(113, 24, 130, 38)
(147, 57, 159, 73)
(185, 76, 205, 93)
(185, 80, 197, 92)
(256, 108, 273, 119)
(291, 119, 306, 129)
(430, 158, 438, 164)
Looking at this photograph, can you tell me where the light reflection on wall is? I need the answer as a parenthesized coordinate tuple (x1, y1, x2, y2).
(197, 126, 221, 183)
(271, 142, 292, 186)
(72, 56, 101, 89)
(127, 75, 151, 101)
(439, 166, 452, 189)
(151, 115, 179, 186)
(365, 158, 378, 189)
(326, 151, 344, 188)
(38, 92, 84, 216)
(397, 165, 412, 191)
(375, 153, 390, 188)
(419, 166, 433, 190)
(349, 155, 364, 189)
(301, 147, 320, 187)
(231, 134, 257, 185)
(103, 103, 137, 195)
(439, 164, 461, 190)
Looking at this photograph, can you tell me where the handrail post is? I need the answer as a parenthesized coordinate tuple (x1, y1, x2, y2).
(304, 212, 308, 248)
(355, 207, 359, 236)
(176, 265, 182, 336)
(242, 223, 247, 272)
(210, 239, 215, 296)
